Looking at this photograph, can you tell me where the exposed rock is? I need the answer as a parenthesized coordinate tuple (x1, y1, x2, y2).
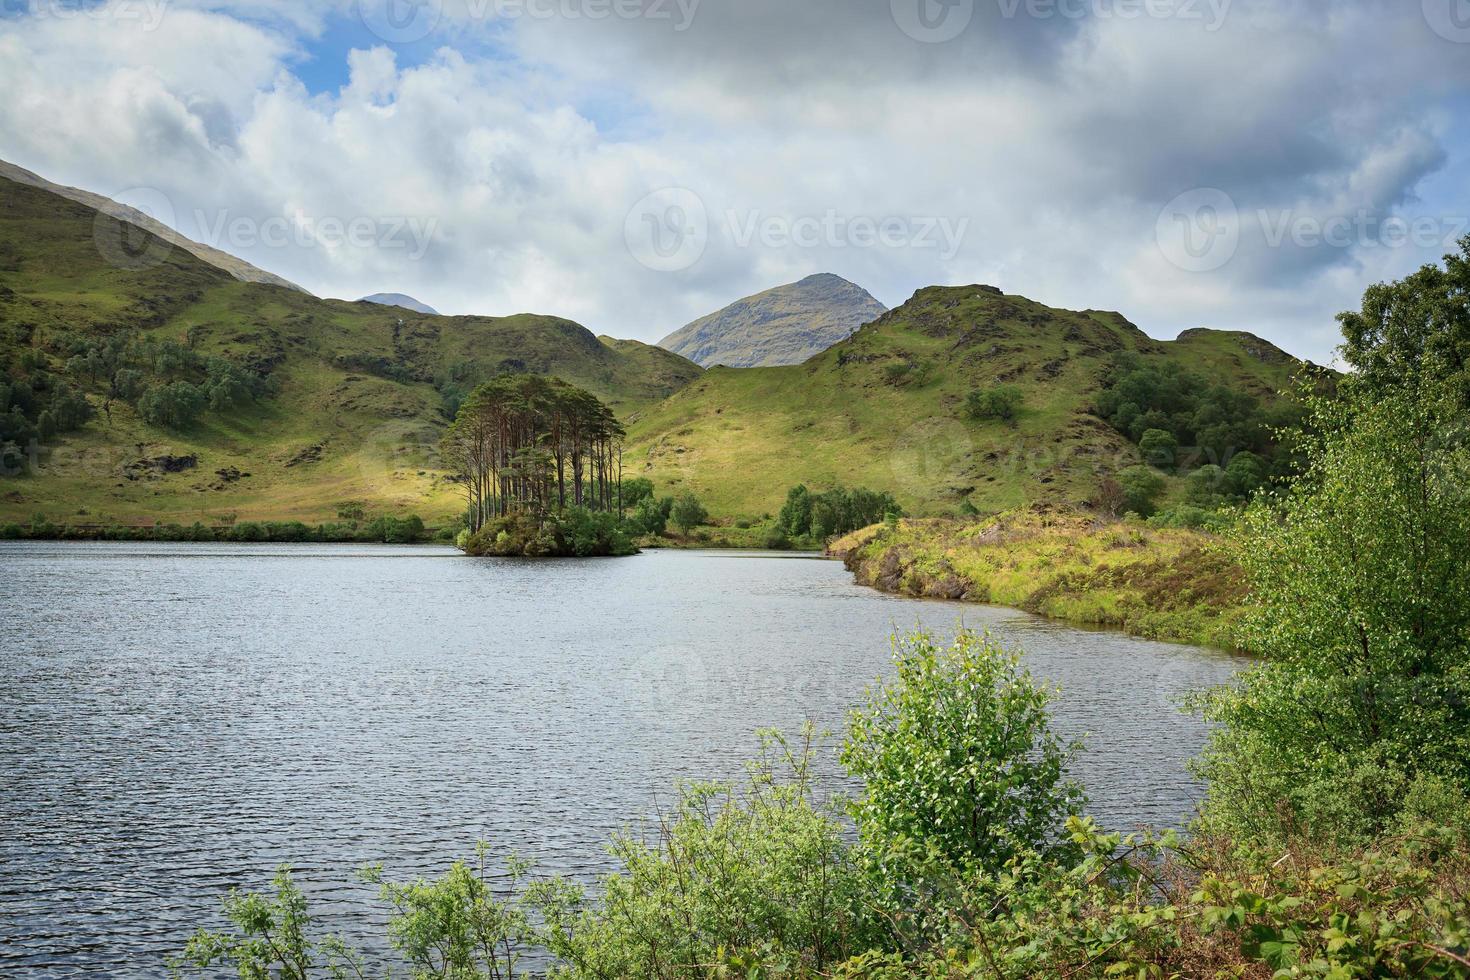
(122, 454, 198, 480)
(659, 273, 887, 368)
(284, 444, 324, 467)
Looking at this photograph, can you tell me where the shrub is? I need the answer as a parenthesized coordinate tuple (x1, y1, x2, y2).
(1117, 464, 1165, 517)
(559, 507, 633, 557)
(138, 381, 206, 429)
(619, 477, 655, 511)
(965, 385, 1024, 422)
(461, 511, 634, 557)
(631, 495, 672, 536)
(842, 630, 1084, 879)
(763, 528, 792, 550)
(669, 491, 708, 535)
(538, 730, 877, 976)
(1138, 427, 1178, 469)
(1194, 382, 1470, 845)
(1224, 449, 1269, 498)
(1186, 463, 1227, 505)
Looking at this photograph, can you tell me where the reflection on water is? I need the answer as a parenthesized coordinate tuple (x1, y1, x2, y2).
(0, 542, 1244, 976)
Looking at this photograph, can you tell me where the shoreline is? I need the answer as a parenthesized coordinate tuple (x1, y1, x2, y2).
(828, 512, 1250, 652)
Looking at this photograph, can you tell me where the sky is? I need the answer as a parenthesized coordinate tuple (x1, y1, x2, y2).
(3, 0, 1470, 364)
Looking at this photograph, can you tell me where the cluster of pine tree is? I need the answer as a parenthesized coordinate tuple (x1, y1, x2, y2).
(440, 375, 626, 533)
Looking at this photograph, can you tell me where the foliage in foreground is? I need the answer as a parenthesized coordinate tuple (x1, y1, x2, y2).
(173, 747, 1470, 980)
(1194, 375, 1470, 846)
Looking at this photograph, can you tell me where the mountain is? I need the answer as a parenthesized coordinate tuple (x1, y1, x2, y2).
(0, 158, 308, 294)
(627, 285, 1314, 516)
(0, 171, 701, 526)
(360, 293, 438, 315)
(658, 273, 887, 368)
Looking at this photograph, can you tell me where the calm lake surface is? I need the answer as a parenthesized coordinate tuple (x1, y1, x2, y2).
(0, 542, 1245, 977)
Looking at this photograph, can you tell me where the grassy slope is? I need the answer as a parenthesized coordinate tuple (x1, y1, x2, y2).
(0, 176, 701, 526)
(829, 509, 1249, 649)
(626, 286, 1308, 519)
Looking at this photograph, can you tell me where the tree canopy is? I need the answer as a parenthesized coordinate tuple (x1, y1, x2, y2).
(441, 375, 625, 533)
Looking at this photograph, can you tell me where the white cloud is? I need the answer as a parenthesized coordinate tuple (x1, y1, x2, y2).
(0, 0, 1467, 362)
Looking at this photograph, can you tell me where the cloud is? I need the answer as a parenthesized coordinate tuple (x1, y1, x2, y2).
(0, 0, 1467, 362)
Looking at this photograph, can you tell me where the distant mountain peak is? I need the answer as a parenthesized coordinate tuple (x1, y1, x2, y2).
(659, 274, 887, 368)
(359, 293, 438, 315)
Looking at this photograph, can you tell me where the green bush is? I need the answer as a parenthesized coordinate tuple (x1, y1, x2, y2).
(631, 495, 672, 536)
(461, 510, 634, 557)
(1146, 504, 1232, 532)
(1117, 464, 1165, 517)
(1138, 427, 1178, 469)
(1194, 381, 1470, 845)
(669, 491, 708, 535)
(965, 385, 1024, 422)
(1186, 462, 1227, 504)
(778, 484, 902, 540)
(619, 477, 655, 511)
(843, 630, 1084, 879)
(138, 381, 206, 429)
(539, 729, 877, 976)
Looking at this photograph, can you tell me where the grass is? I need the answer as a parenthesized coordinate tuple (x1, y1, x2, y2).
(626, 285, 1308, 519)
(828, 508, 1250, 649)
(4, 175, 1309, 530)
(0, 174, 701, 525)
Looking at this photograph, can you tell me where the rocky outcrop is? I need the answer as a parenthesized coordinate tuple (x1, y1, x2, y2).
(659, 273, 887, 368)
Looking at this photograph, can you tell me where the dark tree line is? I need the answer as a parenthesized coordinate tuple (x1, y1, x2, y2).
(442, 375, 626, 533)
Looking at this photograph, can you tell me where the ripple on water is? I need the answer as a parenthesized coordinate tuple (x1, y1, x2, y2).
(0, 542, 1245, 976)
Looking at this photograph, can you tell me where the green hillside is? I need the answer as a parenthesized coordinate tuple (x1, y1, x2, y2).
(0, 175, 702, 526)
(626, 285, 1313, 517)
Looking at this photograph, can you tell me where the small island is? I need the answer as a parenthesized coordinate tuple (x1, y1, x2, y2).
(440, 374, 638, 557)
